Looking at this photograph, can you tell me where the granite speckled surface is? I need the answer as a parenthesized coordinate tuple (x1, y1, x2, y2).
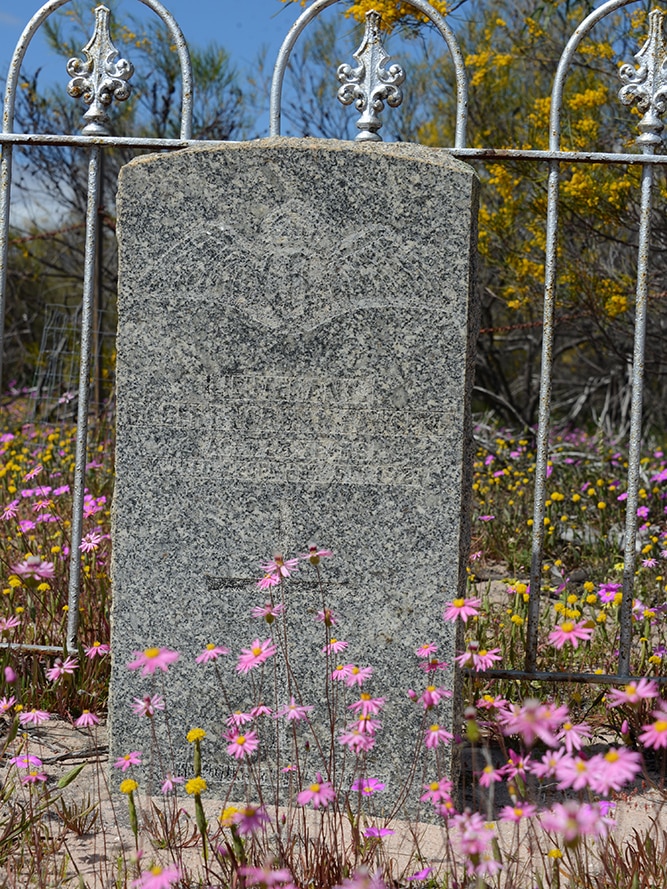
(110, 137, 479, 811)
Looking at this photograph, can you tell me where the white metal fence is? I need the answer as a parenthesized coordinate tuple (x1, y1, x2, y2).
(0, 0, 663, 684)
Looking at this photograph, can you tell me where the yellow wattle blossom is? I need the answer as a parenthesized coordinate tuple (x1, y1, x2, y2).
(280, 0, 447, 28)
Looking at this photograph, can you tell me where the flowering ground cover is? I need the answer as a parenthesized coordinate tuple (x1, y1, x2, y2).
(0, 404, 666, 887)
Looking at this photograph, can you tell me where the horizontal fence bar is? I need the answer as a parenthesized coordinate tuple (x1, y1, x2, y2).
(462, 668, 667, 685)
(0, 642, 64, 654)
(3, 133, 667, 166)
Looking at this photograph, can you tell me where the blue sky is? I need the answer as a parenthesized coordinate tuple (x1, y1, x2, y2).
(0, 0, 300, 96)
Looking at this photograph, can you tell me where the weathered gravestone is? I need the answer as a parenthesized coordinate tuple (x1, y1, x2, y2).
(110, 137, 478, 809)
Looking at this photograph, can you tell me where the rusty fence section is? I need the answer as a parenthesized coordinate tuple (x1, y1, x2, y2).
(0, 0, 663, 679)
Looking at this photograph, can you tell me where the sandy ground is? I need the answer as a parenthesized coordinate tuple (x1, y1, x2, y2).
(2, 717, 667, 888)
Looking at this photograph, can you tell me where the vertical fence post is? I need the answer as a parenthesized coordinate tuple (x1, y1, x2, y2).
(66, 145, 102, 652)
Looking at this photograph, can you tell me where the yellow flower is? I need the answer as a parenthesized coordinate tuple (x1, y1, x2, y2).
(8, 577, 21, 588)
(597, 501, 606, 510)
(120, 779, 138, 794)
(583, 581, 595, 593)
(187, 728, 206, 744)
(220, 805, 239, 826)
(185, 777, 207, 796)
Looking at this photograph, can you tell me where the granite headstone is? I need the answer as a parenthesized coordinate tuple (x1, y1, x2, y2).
(110, 137, 479, 811)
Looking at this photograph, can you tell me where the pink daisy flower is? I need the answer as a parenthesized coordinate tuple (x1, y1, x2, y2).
(348, 693, 385, 716)
(236, 638, 277, 673)
(21, 770, 47, 785)
(297, 773, 336, 809)
(541, 800, 611, 844)
(558, 720, 592, 754)
(224, 729, 259, 760)
(606, 679, 659, 707)
(79, 531, 109, 552)
(0, 616, 20, 632)
(339, 727, 376, 753)
(364, 826, 394, 838)
(232, 804, 270, 836)
(418, 685, 452, 710)
(251, 602, 285, 622)
(23, 464, 42, 481)
(454, 643, 502, 671)
(1, 500, 19, 520)
(274, 697, 314, 722)
(75, 710, 100, 728)
(239, 864, 295, 887)
(420, 777, 453, 804)
(131, 866, 181, 889)
(499, 803, 537, 822)
(424, 724, 453, 749)
(45, 656, 78, 682)
(528, 748, 568, 779)
(12, 556, 55, 580)
(316, 608, 336, 626)
(331, 663, 352, 682)
(10, 754, 42, 768)
(415, 642, 438, 658)
(343, 665, 373, 688)
(0, 695, 16, 713)
(161, 773, 185, 794)
(351, 776, 385, 795)
(353, 714, 382, 734)
(261, 554, 299, 579)
(84, 641, 110, 658)
(407, 868, 433, 882)
(639, 710, 667, 749)
(598, 582, 622, 604)
(548, 620, 594, 649)
(227, 710, 254, 727)
(195, 643, 229, 663)
(478, 763, 504, 788)
(18, 708, 50, 726)
(131, 694, 165, 717)
(323, 638, 348, 655)
(442, 596, 481, 623)
(502, 749, 531, 780)
(127, 647, 180, 675)
(114, 751, 142, 771)
(476, 694, 508, 711)
(257, 573, 281, 590)
(497, 698, 568, 747)
(301, 545, 333, 565)
(250, 703, 272, 718)
(588, 747, 642, 795)
(419, 656, 449, 673)
(556, 754, 594, 791)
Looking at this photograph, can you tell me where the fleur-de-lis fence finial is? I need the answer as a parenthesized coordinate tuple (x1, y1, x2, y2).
(619, 8, 667, 150)
(337, 11, 405, 142)
(66, 5, 134, 136)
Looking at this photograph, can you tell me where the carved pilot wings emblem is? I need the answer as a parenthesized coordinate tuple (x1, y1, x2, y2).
(150, 199, 443, 332)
